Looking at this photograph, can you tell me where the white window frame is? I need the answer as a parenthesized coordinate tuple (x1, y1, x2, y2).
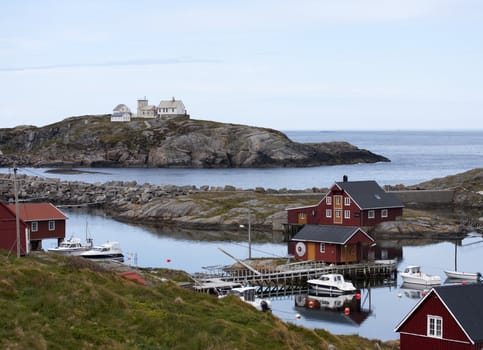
(326, 196, 332, 205)
(368, 210, 375, 219)
(48, 220, 55, 231)
(31, 221, 38, 232)
(427, 315, 442, 338)
(335, 210, 341, 218)
(326, 209, 332, 218)
(335, 196, 341, 206)
(320, 243, 325, 253)
(344, 197, 351, 206)
(344, 210, 351, 219)
(381, 209, 388, 218)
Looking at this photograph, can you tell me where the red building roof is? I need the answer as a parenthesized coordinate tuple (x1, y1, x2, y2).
(6, 202, 68, 221)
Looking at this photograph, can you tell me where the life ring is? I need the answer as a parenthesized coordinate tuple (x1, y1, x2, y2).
(295, 242, 306, 257)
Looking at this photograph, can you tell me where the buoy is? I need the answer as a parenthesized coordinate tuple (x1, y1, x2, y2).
(462, 280, 467, 285)
(356, 292, 361, 300)
(295, 313, 301, 319)
(166, 258, 171, 263)
(344, 307, 350, 315)
(398, 293, 402, 298)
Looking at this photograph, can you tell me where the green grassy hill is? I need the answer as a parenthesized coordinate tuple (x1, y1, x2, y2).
(0, 252, 398, 349)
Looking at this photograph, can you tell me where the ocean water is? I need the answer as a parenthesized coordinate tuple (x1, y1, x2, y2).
(3, 130, 482, 189)
(3, 130, 483, 341)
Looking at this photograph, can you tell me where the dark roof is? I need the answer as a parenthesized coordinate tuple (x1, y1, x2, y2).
(291, 225, 373, 244)
(434, 283, 483, 342)
(334, 180, 404, 209)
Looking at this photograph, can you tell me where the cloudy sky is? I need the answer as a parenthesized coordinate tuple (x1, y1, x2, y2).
(1, 0, 482, 130)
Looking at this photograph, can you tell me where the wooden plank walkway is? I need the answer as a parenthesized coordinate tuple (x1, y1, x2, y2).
(195, 260, 398, 290)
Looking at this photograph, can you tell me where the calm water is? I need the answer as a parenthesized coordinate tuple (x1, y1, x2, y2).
(3, 130, 482, 189)
(48, 209, 483, 342)
(5, 130, 483, 340)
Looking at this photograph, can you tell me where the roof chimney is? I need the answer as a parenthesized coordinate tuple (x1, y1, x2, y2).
(343, 175, 348, 182)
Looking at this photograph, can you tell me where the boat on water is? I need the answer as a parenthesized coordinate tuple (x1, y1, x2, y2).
(400, 265, 441, 286)
(444, 270, 482, 281)
(399, 282, 430, 299)
(225, 286, 271, 312)
(79, 241, 124, 262)
(307, 274, 358, 296)
(47, 236, 93, 256)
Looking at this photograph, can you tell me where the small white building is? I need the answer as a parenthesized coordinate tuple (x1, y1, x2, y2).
(111, 104, 132, 122)
(136, 96, 189, 119)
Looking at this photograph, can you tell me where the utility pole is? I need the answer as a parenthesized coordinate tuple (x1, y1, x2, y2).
(13, 165, 21, 258)
(247, 207, 252, 259)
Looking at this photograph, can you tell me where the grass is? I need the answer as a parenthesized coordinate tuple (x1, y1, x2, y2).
(0, 251, 399, 350)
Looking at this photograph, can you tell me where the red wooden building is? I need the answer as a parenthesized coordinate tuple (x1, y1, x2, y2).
(0, 202, 29, 255)
(5, 202, 67, 251)
(286, 177, 404, 230)
(288, 225, 374, 262)
(395, 284, 483, 349)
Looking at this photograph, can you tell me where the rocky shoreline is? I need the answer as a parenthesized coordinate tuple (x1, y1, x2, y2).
(1, 169, 482, 238)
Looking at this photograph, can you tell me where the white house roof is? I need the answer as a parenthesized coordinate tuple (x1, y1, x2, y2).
(158, 98, 185, 109)
(113, 104, 131, 113)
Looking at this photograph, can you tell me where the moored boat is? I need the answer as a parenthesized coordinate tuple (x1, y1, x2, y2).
(444, 270, 482, 281)
(48, 236, 93, 256)
(226, 286, 271, 312)
(79, 241, 124, 262)
(400, 265, 441, 286)
(307, 273, 358, 296)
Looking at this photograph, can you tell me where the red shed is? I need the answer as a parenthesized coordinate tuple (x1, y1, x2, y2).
(6, 202, 67, 250)
(395, 283, 483, 349)
(0, 202, 29, 255)
(288, 225, 374, 263)
(286, 177, 404, 232)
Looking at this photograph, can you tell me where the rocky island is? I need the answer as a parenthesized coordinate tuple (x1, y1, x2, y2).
(0, 115, 388, 168)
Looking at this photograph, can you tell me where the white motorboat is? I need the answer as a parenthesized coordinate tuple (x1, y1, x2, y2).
(226, 286, 271, 312)
(48, 236, 93, 256)
(307, 273, 358, 296)
(400, 265, 441, 286)
(444, 270, 482, 281)
(79, 241, 124, 262)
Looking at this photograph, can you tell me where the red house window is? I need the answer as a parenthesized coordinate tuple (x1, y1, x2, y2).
(326, 196, 332, 205)
(48, 220, 55, 231)
(368, 210, 375, 219)
(344, 197, 350, 206)
(381, 209, 388, 218)
(31, 222, 38, 232)
(427, 315, 442, 338)
(344, 210, 350, 219)
(326, 209, 332, 218)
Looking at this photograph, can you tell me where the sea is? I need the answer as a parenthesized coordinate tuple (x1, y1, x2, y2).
(2, 130, 483, 341)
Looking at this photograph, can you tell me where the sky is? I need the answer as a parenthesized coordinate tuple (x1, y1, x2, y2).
(1, 0, 482, 131)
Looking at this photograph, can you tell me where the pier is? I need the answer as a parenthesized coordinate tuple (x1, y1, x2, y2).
(194, 259, 398, 297)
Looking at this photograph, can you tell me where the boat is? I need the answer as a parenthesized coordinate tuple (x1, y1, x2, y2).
(47, 236, 93, 256)
(307, 273, 358, 296)
(400, 265, 441, 286)
(444, 270, 482, 281)
(225, 286, 271, 312)
(399, 282, 430, 299)
(192, 278, 243, 297)
(79, 241, 124, 262)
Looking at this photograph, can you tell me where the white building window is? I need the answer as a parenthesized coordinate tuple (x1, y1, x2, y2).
(31, 222, 38, 232)
(368, 210, 375, 219)
(326, 209, 332, 218)
(344, 197, 350, 206)
(344, 210, 350, 219)
(48, 220, 55, 231)
(381, 209, 388, 218)
(326, 196, 332, 205)
(427, 315, 442, 338)
(320, 243, 325, 253)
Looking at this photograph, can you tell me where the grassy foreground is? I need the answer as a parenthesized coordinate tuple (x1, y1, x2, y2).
(0, 252, 398, 350)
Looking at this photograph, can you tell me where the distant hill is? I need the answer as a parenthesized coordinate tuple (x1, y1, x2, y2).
(0, 115, 388, 168)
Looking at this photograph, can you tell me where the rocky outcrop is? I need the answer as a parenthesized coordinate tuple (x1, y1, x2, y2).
(0, 115, 388, 168)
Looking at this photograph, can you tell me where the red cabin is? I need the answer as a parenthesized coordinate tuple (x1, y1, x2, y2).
(287, 177, 404, 230)
(395, 284, 483, 349)
(0, 202, 29, 255)
(6, 202, 67, 251)
(288, 225, 374, 262)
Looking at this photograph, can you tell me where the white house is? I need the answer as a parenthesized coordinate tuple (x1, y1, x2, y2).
(136, 96, 188, 119)
(111, 104, 132, 122)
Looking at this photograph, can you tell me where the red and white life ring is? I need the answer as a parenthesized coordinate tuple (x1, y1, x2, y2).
(295, 242, 306, 257)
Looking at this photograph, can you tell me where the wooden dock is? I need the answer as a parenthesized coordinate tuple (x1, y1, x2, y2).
(194, 260, 398, 296)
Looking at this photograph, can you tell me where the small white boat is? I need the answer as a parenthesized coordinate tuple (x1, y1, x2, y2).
(226, 286, 271, 312)
(400, 265, 441, 286)
(307, 273, 358, 296)
(444, 270, 482, 281)
(48, 236, 93, 256)
(79, 241, 124, 262)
